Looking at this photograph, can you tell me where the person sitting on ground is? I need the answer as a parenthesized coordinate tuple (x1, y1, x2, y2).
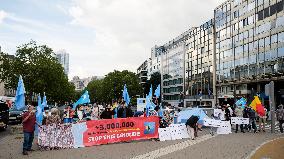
(185, 115, 199, 140)
(46, 108, 61, 125)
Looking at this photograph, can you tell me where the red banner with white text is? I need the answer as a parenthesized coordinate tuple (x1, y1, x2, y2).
(83, 116, 159, 146)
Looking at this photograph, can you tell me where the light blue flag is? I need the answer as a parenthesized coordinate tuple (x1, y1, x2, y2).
(148, 84, 153, 99)
(114, 107, 118, 119)
(235, 97, 246, 108)
(154, 84, 161, 98)
(36, 94, 43, 123)
(42, 93, 47, 108)
(145, 95, 151, 117)
(122, 84, 131, 106)
(159, 103, 164, 119)
(15, 75, 25, 110)
(73, 90, 90, 110)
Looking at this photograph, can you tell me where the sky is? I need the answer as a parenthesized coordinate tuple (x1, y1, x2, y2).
(0, 0, 225, 79)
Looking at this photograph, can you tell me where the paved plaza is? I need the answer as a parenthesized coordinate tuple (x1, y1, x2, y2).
(0, 126, 283, 159)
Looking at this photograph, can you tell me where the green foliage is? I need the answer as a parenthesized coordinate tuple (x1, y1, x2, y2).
(0, 41, 76, 104)
(144, 72, 161, 95)
(86, 70, 142, 104)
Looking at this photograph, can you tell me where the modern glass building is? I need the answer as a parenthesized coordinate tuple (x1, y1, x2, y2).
(184, 20, 215, 107)
(215, 0, 284, 105)
(161, 32, 189, 106)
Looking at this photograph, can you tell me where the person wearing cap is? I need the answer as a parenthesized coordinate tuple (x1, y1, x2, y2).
(22, 105, 36, 155)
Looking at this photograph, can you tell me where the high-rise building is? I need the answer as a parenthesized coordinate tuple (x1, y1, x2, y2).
(148, 46, 162, 79)
(70, 76, 104, 91)
(56, 50, 69, 75)
(161, 31, 189, 106)
(139, 0, 284, 107)
(137, 59, 148, 97)
(214, 0, 284, 105)
(184, 19, 215, 107)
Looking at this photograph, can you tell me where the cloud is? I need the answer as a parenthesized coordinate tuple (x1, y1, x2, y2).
(66, 0, 225, 76)
(1, 0, 226, 79)
(0, 10, 8, 24)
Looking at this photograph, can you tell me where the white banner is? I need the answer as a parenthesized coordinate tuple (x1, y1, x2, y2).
(231, 117, 249, 125)
(216, 121, 232, 134)
(158, 124, 189, 141)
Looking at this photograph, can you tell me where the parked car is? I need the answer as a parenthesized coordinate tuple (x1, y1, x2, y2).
(0, 102, 9, 130)
(9, 109, 24, 124)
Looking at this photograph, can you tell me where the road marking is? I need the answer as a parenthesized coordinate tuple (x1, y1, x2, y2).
(245, 136, 284, 159)
(131, 134, 217, 159)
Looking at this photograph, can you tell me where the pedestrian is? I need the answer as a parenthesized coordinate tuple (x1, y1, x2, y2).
(22, 105, 36, 155)
(117, 102, 133, 118)
(276, 104, 284, 133)
(258, 107, 267, 132)
(234, 106, 245, 133)
(219, 106, 226, 121)
(74, 105, 86, 122)
(185, 115, 199, 140)
(100, 105, 113, 119)
(46, 108, 61, 125)
(91, 104, 100, 120)
(243, 105, 250, 131)
(63, 105, 73, 123)
(42, 107, 49, 125)
(248, 107, 257, 133)
(225, 104, 232, 121)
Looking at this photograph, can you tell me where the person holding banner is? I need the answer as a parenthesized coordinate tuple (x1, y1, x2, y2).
(117, 102, 133, 118)
(100, 105, 113, 119)
(234, 106, 245, 133)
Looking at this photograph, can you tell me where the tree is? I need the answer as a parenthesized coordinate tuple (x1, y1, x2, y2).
(0, 41, 76, 104)
(86, 79, 104, 103)
(86, 70, 142, 104)
(144, 72, 161, 96)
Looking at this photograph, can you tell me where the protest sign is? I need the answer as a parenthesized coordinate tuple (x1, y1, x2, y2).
(83, 116, 159, 147)
(230, 117, 249, 125)
(38, 117, 160, 149)
(158, 124, 189, 141)
(213, 109, 222, 118)
(216, 121, 231, 134)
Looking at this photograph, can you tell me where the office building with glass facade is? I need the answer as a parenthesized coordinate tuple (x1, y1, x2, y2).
(215, 0, 284, 105)
(161, 31, 189, 106)
(140, 0, 284, 107)
(184, 20, 216, 107)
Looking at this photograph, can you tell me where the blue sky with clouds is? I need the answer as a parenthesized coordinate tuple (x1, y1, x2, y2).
(0, 0, 225, 79)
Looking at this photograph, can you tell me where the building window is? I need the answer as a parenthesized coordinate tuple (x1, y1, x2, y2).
(278, 47, 284, 57)
(264, 7, 269, 19)
(258, 10, 264, 21)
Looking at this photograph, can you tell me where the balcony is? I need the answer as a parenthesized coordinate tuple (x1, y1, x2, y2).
(184, 95, 214, 99)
